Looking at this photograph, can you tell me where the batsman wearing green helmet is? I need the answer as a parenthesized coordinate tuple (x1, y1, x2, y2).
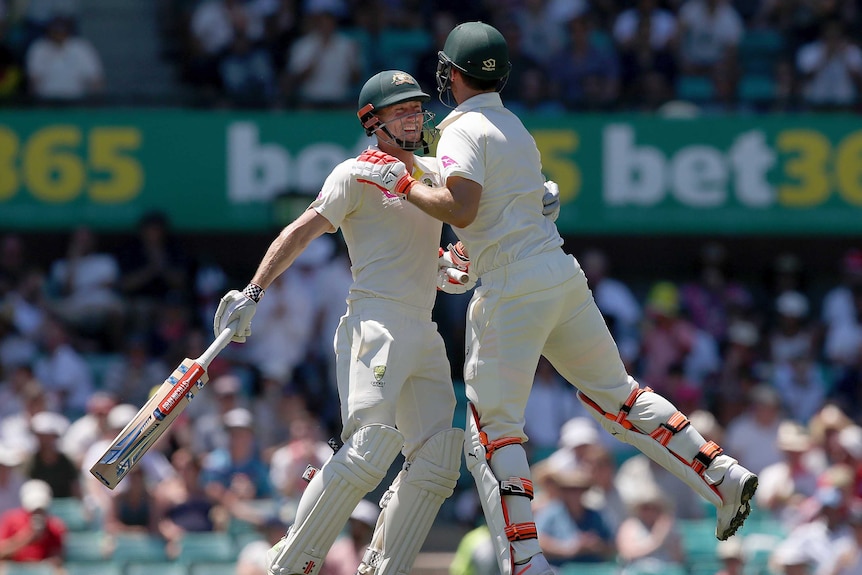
(215, 70, 473, 575)
(349, 21, 758, 575)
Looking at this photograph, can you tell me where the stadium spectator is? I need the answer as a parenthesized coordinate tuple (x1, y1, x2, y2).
(24, 15, 103, 102)
(25, 411, 78, 499)
(677, 0, 744, 76)
(0, 379, 49, 457)
(534, 467, 616, 566)
(613, 0, 677, 53)
(0, 479, 65, 565)
(723, 384, 785, 475)
(32, 317, 94, 419)
(103, 466, 158, 534)
(321, 499, 379, 575)
(796, 17, 862, 111)
(46, 226, 125, 352)
(201, 407, 272, 502)
(118, 210, 192, 337)
(101, 334, 170, 410)
(218, 19, 278, 108)
(769, 291, 816, 365)
(236, 514, 291, 575)
(547, 11, 620, 111)
(513, 0, 567, 67)
(155, 449, 217, 557)
(189, 373, 245, 456)
(0, 445, 25, 515)
(186, 0, 264, 92)
(267, 412, 332, 504)
(580, 445, 627, 534)
(755, 421, 822, 526)
(615, 484, 685, 575)
(638, 281, 698, 394)
(60, 391, 117, 469)
(771, 352, 827, 425)
(282, 1, 360, 109)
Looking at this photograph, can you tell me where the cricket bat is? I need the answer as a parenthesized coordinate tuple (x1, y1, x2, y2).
(89, 324, 237, 489)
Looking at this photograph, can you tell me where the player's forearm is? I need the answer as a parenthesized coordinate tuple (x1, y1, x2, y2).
(251, 208, 329, 289)
(407, 183, 476, 228)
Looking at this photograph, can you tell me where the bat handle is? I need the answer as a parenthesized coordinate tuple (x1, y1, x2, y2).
(198, 322, 239, 368)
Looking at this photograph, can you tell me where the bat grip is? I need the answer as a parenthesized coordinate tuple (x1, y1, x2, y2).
(446, 268, 470, 284)
(198, 322, 238, 368)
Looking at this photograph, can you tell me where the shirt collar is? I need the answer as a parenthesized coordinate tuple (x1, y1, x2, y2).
(438, 92, 503, 130)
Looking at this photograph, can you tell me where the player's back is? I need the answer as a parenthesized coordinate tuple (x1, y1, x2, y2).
(439, 94, 562, 277)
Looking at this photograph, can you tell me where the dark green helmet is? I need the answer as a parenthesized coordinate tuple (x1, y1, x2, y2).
(436, 22, 511, 105)
(440, 21, 511, 80)
(357, 70, 429, 132)
(357, 70, 437, 152)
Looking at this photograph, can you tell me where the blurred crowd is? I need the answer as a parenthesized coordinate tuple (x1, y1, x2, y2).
(1, 0, 862, 112)
(0, 209, 861, 572)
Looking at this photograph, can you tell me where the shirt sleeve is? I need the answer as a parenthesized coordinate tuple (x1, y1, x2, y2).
(438, 122, 484, 186)
(310, 160, 359, 231)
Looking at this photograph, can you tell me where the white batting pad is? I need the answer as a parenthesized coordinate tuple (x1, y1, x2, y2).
(268, 424, 404, 575)
(360, 428, 463, 575)
(577, 392, 724, 507)
(464, 406, 514, 575)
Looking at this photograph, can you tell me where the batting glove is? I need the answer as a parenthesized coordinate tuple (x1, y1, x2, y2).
(542, 180, 560, 222)
(213, 287, 260, 343)
(350, 149, 418, 200)
(437, 248, 477, 294)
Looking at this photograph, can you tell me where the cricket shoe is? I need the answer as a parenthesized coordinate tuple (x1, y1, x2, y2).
(514, 553, 554, 575)
(715, 463, 758, 540)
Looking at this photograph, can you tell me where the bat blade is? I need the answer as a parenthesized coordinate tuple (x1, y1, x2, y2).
(89, 358, 208, 489)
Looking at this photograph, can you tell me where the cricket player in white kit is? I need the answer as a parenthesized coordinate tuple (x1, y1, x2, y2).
(214, 70, 473, 575)
(349, 21, 759, 575)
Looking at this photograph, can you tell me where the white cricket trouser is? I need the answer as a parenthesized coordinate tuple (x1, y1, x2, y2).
(336, 298, 457, 458)
(465, 249, 634, 442)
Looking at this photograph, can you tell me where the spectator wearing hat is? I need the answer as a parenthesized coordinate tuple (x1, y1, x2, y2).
(534, 467, 615, 566)
(808, 404, 855, 469)
(524, 358, 581, 464)
(0, 445, 26, 515)
(616, 484, 685, 575)
(201, 407, 272, 505)
(25, 411, 79, 499)
(268, 412, 333, 504)
(322, 498, 379, 575)
(0, 479, 65, 564)
(543, 417, 603, 473)
(236, 513, 292, 575)
(714, 536, 746, 575)
(773, 484, 855, 575)
(724, 384, 785, 475)
(770, 291, 816, 365)
(189, 373, 245, 456)
(60, 391, 117, 468)
(756, 421, 823, 526)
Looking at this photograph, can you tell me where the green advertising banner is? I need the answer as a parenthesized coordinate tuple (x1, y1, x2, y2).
(1, 110, 861, 234)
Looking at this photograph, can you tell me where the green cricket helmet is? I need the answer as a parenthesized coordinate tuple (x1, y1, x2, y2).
(357, 70, 437, 152)
(436, 21, 511, 103)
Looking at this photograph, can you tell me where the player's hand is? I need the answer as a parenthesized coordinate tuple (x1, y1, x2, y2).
(350, 149, 417, 200)
(542, 180, 560, 222)
(437, 245, 476, 294)
(214, 290, 257, 343)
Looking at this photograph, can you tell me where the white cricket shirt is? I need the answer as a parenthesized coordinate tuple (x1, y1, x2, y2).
(436, 92, 563, 277)
(310, 150, 443, 311)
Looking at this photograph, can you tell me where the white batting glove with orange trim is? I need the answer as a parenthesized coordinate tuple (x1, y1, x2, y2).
(350, 149, 418, 200)
(437, 244, 476, 294)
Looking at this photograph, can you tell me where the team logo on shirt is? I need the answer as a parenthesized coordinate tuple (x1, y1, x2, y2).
(482, 59, 496, 72)
(372, 365, 386, 386)
(391, 72, 417, 86)
(440, 156, 459, 168)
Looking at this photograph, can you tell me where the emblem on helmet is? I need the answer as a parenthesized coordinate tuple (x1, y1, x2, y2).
(481, 59, 496, 71)
(391, 73, 416, 86)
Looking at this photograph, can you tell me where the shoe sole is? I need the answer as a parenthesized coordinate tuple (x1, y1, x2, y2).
(717, 474, 758, 541)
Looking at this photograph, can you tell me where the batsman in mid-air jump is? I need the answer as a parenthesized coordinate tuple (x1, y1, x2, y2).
(348, 21, 759, 575)
(214, 68, 563, 575)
